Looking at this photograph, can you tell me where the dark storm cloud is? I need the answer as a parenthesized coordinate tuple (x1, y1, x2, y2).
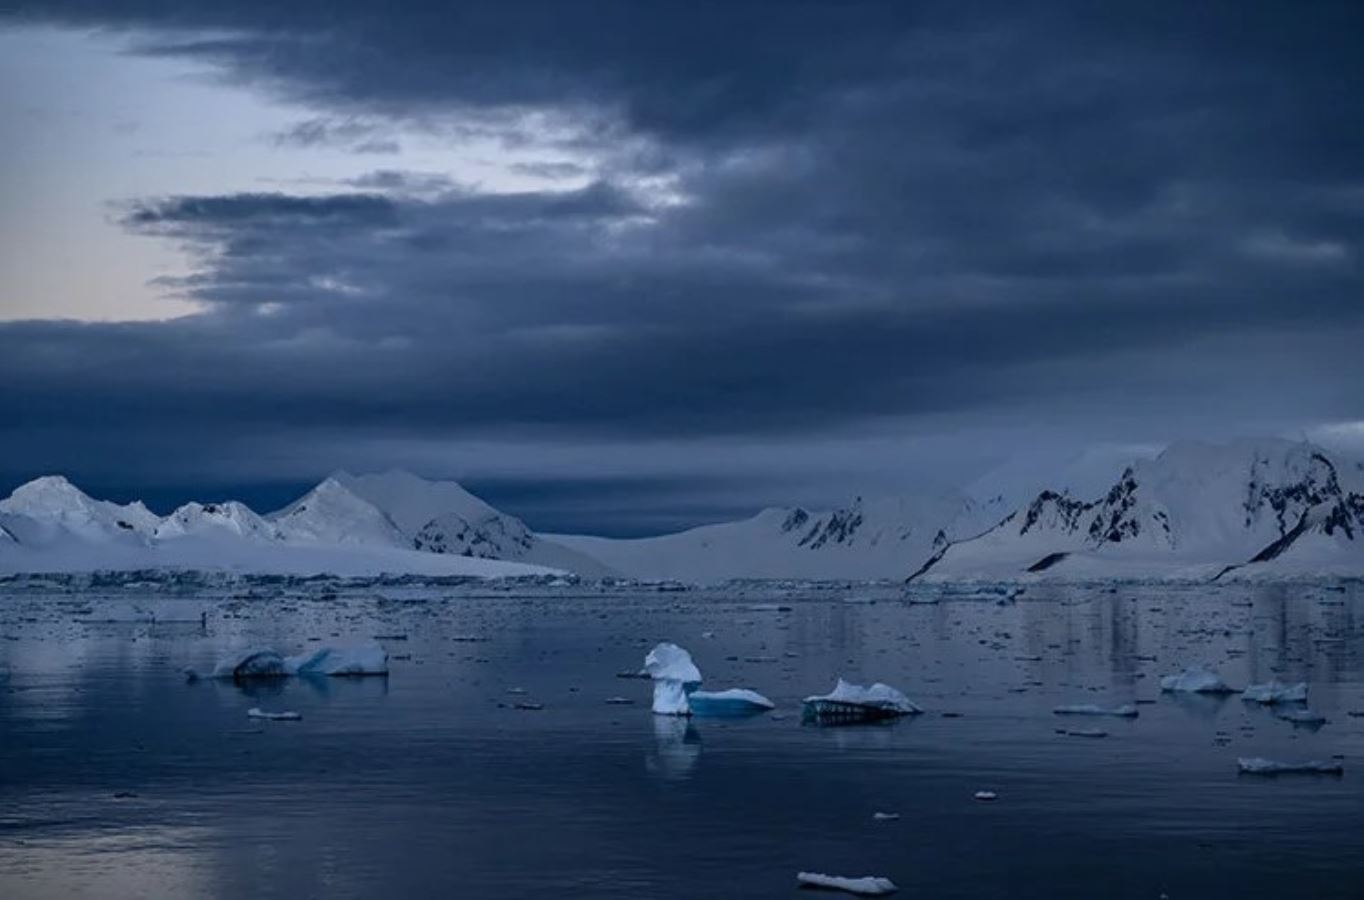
(2, 1, 1363, 527)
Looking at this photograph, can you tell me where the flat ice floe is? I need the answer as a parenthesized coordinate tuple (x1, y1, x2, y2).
(802, 679, 922, 723)
(197, 642, 389, 680)
(687, 688, 775, 716)
(796, 871, 897, 895)
(247, 707, 301, 721)
(1237, 757, 1343, 775)
(1240, 680, 1308, 704)
(1053, 704, 1138, 718)
(1159, 665, 1236, 694)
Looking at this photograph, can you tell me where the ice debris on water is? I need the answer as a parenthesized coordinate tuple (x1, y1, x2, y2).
(1240, 680, 1308, 704)
(1237, 757, 1343, 775)
(1275, 708, 1327, 726)
(796, 872, 897, 896)
(1053, 704, 1138, 718)
(1159, 665, 1235, 694)
(871, 811, 900, 821)
(247, 708, 301, 721)
(973, 791, 997, 801)
(802, 679, 921, 723)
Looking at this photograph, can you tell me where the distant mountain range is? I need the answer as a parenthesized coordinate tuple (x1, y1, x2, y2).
(2, 438, 1361, 581)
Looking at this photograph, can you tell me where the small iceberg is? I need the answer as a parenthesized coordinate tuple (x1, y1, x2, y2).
(641, 643, 771, 717)
(1276, 708, 1327, 727)
(247, 708, 301, 721)
(802, 679, 922, 723)
(1053, 704, 1138, 718)
(198, 642, 388, 681)
(644, 642, 702, 716)
(1159, 666, 1235, 694)
(688, 688, 775, 716)
(1241, 680, 1308, 704)
(796, 872, 897, 896)
(1237, 757, 1343, 775)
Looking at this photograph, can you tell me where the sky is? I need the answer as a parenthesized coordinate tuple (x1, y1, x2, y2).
(1, 1, 1362, 535)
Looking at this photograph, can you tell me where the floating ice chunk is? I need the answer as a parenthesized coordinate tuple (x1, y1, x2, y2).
(871, 811, 900, 821)
(247, 708, 301, 721)
(1053, 704, 1138, 718)
(974, 791, 998, 801)
(1237, 757, 1343, 775)
(1241, 680, 1308, 704)
(285, 642, 388, 676)
(688, 688, 775, 716)
(1276, 708, 1327, 726)
(1159, 666, 1235, 694)
(643, 642, 702, 685)
(1063, 727, 1108, 738)
(796, 872, 897, 895)
(209, 648, 291, 681)
(644, 642, 702, 716)
(802, 679, 922, 723)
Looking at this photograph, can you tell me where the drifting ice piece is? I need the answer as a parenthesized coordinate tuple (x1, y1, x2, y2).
(202, 643, 388, 681)
(688, 688, 775, 716)
(1053, 704, 1138, 718)
(644, 642, 702, 716)
(247, 708, 302, 721)
(1237, 757, 1343, 775)
(1276, 708, 1327, 726)
(1241, 681, 1308, 704)
(796, 872, 897, 895)
(210, 648, 291, 681)
(1159, 666, 1235, 694)
(802, 679, 921, 723)
(285, 642, 388, 676)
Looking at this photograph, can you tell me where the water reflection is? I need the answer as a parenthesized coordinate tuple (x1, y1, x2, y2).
(646, 716, 701, 780)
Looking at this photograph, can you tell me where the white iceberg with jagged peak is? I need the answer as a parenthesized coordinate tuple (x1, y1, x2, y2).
(802, 678, 922, 722)
(796, 872, 898, 895)
(1241, 680, 1308, 704)
(643, 642, 702, 684)
(1160, 665, 1236, 694)
(641, 643, 773, 717)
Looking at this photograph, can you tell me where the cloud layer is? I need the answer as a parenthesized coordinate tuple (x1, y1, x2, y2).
(2, 2, 1362, 531)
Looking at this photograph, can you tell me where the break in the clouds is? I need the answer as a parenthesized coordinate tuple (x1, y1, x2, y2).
(1, 1, 1362, 533)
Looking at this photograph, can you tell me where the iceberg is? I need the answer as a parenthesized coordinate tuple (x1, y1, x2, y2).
(802, 679, 922, 723)
(1159, 666, 1235, 694)
(1275, 708, 1327, 726)
(1241, 680, 1308, 704)
(1053, 704, 1138, 718)
(200, 642, 388, 681)
(644, 642, 702, 716)
(688, 688, 775, 716)
(285, 642, 388, 676)
(1237, 757, 1343, 775)
(796, 872, 897, 896)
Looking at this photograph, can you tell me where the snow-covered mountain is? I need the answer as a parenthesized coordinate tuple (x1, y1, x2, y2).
(0, 475, 557, 579)
(2, 439, 1360, 582)
(272, 470, 609, 575)
(919, 439, 1364, 580)
(551, 492, 998, 582)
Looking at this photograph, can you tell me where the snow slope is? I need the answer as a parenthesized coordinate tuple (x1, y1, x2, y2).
(920, 439, 1364, 581)
(551, 493, 997, 582)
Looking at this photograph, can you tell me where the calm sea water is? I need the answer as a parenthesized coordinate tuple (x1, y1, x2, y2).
(2, 581, 1362, 899)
